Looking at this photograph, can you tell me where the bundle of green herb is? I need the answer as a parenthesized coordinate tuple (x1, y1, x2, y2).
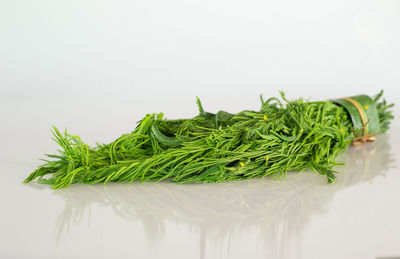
(24, 91, 394, 189)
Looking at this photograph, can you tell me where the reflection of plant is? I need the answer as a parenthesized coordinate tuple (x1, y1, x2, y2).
(48, 135, 394, 258)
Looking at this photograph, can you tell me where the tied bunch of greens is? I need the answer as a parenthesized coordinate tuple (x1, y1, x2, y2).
(24, 91, 394, 189)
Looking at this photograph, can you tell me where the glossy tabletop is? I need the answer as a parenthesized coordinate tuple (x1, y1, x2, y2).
(1, 98, 399, 259)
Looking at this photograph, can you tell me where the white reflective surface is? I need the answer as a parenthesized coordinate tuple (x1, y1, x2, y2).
(1, 119, 400, 259)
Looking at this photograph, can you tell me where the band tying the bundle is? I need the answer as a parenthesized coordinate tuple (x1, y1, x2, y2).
(332, 95, 380, 146)
(341, 97, 376, 146)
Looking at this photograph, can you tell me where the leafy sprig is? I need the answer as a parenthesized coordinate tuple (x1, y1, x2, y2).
(24, 92, 394, 189)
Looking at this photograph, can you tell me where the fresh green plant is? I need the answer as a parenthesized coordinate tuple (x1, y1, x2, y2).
(24, 91, 394, 189)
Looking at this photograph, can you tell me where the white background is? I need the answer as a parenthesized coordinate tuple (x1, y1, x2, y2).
(1, 1, 400, 258)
